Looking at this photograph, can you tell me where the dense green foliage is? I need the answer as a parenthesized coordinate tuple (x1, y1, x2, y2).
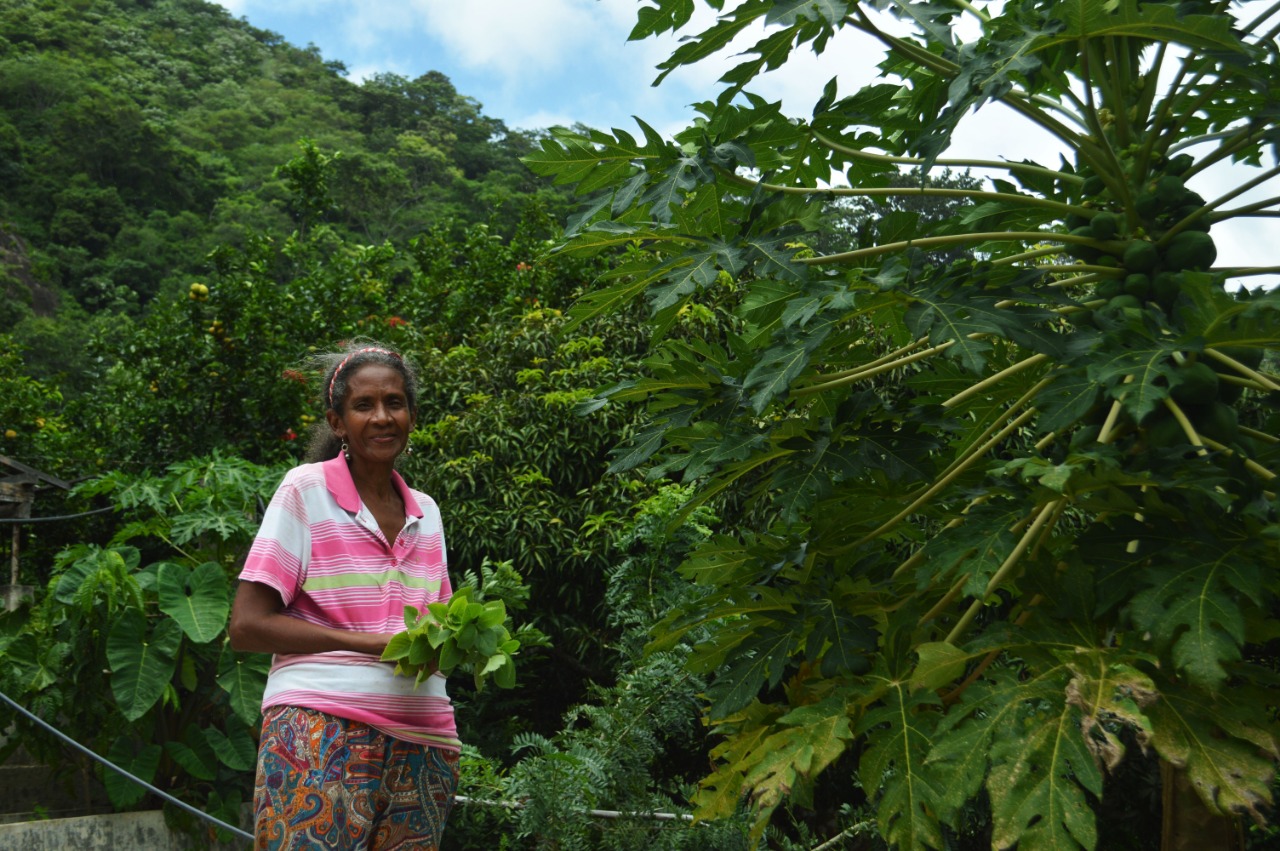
(3, 0, 1278, 849)
(0, 0, 566, 366)
(0, 1, 739, 844)
(526, 0, 1280, 848)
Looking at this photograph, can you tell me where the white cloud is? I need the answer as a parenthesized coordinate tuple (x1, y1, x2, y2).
(407, 0, 610, 76)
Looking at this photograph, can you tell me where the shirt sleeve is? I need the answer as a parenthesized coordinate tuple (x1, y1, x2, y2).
(239, 474, 310, 607)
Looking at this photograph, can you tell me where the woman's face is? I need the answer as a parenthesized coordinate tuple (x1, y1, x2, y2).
(326, 363, 414, 469)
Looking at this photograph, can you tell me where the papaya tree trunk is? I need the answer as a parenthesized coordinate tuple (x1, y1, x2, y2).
(1161, 760, 1244, 851)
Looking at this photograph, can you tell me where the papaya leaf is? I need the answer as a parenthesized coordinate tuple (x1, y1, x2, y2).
(739, 697, 855, 821)
(857, 678, 945, 851)
(1127, 540, 1256, 690)
(695, 703, 788, 826)
(1086, 337, 1183, 424)
(157, 561, 229, 644)
(1037, 0, 1247, 55)
(1063, 660, 1157, 776)
(1035, 367, 1103, 434)
(107, 610, 181, 722)
(911, 642, 977, 692)
(1146, 679, 1277, 823)
(913, 508, 1018, 595)
(743, 341, 814, 412)
(986, 690, 1101, 851)
(706, 625, 802, 719)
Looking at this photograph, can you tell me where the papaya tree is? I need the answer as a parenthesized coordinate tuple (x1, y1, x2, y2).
(526, 1, 1280, 848)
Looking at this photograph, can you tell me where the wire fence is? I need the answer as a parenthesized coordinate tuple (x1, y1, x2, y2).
(0, 688, 254, 844)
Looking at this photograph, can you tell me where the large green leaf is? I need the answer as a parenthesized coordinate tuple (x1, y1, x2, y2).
(157, 561, 229, 644)
(1035, 0, 1247, 55)
(205, 723, 258, 772)
(1146, 680, 1278, 823)
(1127, 539, 1257, 690)
(166, 735, 218, 782)
(857, 678, 945, 850)
(102, 739, 161, 809)
(217, 645, 270, 727)
(107, 609, 181, 722)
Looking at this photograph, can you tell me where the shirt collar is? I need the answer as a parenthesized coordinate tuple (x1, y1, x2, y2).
(321, 455, 423, 518)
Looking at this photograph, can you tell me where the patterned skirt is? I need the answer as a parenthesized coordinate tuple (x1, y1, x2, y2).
(253, 705, 460, 850)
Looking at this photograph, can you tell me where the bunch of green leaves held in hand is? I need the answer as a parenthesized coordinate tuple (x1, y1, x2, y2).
(382, 559, 544, 690)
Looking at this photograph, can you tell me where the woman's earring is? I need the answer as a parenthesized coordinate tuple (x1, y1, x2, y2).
(341, 440, 350, 461)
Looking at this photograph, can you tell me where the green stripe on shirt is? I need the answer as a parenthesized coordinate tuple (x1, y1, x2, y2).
(303, 571, 442, 592)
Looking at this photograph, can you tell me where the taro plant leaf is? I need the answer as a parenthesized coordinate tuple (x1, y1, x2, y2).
(217, 645, 271, 727)
(102, 739, 161, 809)
(106, 610, 181, 722)
(157, 561, 230, 644)
(166, 733, 218, 782)
(205, 724, 258, 772)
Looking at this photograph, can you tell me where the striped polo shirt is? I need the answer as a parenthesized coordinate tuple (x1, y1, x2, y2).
(239, 455, 459, 750)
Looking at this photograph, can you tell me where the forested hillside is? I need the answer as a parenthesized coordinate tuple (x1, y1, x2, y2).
(0, 0, 565, 366)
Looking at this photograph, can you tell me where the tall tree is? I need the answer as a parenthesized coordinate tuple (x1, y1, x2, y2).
(527, 1, 1280, 848)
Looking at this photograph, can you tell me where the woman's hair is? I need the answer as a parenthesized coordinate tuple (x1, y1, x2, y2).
(303, 340, 420, 463)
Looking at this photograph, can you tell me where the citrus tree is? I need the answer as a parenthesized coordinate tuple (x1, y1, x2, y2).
(526, 1, 1280, 848)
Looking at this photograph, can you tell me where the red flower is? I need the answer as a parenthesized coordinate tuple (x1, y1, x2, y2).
(281, 369, 307, 384)
(386, 316, 408, 328)
(281, 429, 297, 441)
(516, 262, 532, 272)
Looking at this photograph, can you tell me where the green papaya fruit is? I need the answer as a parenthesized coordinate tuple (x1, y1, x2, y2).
(1123, 239, 1159, 273)
(1151, 271, 1181, 303)
(1190, 401, 1239, 444)
(1123, 273, 1150, 297)
(1164, 230, 1216, 271)
(1144, 414, 1186, 449)
(1090, 211, 1121, 240)
(1171, 361, 1220, 405)
(1135, 191, 1161, 219)
(1166, 153, 1194, 176)
(1096, 278, 1123, 300)
(1067, 226, 1101, 262)
(1217, 345, 1263, 369)
(1154, 174, 1187, 206)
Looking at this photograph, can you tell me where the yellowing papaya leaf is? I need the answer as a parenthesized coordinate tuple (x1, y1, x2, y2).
(857, 679, 945, 850)
(987, 696, 1101, 851)
(1146, 680, 1277, 823)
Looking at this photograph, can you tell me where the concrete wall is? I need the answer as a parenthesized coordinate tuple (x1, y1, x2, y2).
(0, 809, 252, 850)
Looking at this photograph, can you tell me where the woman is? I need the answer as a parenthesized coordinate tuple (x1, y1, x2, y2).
(229, 342, 459, 851)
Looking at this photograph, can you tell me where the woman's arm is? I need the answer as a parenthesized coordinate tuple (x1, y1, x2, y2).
(228, 580, 395, 657)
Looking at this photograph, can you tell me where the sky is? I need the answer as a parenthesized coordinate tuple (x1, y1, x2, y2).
(212, 0, 1276, 284)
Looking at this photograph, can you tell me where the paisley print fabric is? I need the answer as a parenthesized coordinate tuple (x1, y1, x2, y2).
(254, 705, 460, 850)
